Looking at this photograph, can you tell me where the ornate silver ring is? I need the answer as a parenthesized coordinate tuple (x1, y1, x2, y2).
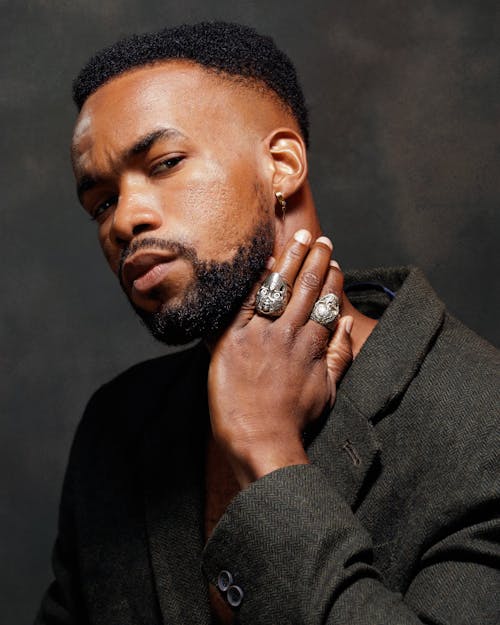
(255, 272, 290, 318)
(310, 293, 340, 330)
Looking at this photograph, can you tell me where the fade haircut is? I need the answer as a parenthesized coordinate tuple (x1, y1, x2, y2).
(72, 21, 309, 147)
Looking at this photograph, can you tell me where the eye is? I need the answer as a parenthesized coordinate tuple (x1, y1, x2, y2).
(90, 195, 118, 221)
(150, 155, 184, 175)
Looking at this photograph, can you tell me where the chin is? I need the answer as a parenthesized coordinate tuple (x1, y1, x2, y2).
(125, 217, 275, 345)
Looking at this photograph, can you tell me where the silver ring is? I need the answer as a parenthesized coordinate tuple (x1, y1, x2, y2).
(255, 272, 290, 318)
(310, 293, 340, 330)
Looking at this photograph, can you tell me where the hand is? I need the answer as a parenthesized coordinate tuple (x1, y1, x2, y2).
(208, 230, 354, 488)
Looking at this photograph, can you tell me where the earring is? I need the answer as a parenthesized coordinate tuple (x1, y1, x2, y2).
(275, 191, 286, 222)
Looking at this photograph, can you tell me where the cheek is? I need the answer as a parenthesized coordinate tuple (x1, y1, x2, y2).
(185, 186, 254, 260)
(177, 166, 269, 261)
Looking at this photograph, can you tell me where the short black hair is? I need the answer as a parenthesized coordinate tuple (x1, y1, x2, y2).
(72, 21, 309, 146)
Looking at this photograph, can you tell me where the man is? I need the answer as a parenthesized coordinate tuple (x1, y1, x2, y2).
(36, 22, 498, 625)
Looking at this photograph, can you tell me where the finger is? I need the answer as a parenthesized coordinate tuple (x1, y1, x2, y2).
(306, 260, 344, 339)
(272, 229, 313, 289)
(326, 315, 353, 395)
(231, 256, 275, 329)
(321, 261, 344, 299)
(282, 236, 334, 328)
(313, 260, 344, 325)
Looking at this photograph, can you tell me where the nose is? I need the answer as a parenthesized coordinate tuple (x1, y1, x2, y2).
(110, 184, 163, 246)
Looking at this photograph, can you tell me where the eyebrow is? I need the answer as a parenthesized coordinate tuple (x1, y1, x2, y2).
(76, 127, 187, 200)
(77, 174, 99, 200)
(127, 127, 187, 159)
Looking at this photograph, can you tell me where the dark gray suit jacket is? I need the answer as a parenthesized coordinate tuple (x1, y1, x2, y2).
(35, 266, 499, 625)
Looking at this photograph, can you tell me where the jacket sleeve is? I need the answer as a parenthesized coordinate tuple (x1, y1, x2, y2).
(202, 464, 500, 625)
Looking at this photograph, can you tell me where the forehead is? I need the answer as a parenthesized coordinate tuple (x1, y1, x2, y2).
(72, 61, 287, 159)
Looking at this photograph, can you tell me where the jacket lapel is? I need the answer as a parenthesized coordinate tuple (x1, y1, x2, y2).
(308, 266, 445, 509)
(307, 389, 381, 510)
(142, 345, 212, 625)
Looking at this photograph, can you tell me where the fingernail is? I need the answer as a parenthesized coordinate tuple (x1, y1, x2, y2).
(330, 260, 340, 269)
(294, 229, 312, 245)
(316, 236, 333, 250)
(344, 316, 353, 335)
(266, 256, 276, 269)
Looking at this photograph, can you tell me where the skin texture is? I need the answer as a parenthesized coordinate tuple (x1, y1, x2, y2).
(72, 60, 377, 488)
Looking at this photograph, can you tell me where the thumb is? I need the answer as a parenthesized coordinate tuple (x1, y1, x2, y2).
(326, 315, 353, 388)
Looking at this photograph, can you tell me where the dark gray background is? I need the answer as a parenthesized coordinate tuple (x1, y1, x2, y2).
(1, 1, 498, 621)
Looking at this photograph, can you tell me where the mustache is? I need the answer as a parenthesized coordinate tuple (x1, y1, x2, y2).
(118, 237, 198, 287)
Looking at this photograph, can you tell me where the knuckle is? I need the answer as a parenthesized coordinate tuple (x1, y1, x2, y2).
(328, 340, 353, 364)
(286, 244, 305, 261)
(336, 343, 353, 363)
(240, 297, 256, 312)
(279, 322, 298, 346)
(309, 333, 326, 358)
(314, 240, 333, 256)
(329, 356, 348, 376)
(299, 270, 321, 290)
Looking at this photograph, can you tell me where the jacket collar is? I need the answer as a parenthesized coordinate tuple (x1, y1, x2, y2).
(341, 265, 445, 419)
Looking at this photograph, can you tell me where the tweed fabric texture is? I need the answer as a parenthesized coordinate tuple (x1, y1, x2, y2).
(35, 266, 500, 625)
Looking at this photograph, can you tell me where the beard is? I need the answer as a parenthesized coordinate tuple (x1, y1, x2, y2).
(119, 218, 274, 345)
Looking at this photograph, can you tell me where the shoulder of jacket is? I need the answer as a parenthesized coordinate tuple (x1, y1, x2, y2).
(398, 311, 499, 460)
(99, 341, 206, 395)
(71, 342, 208, 448)
(429, 311, 499, 395)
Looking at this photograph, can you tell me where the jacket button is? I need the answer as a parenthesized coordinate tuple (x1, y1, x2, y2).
(227, 584, 244, 608)
(217, 570, 233, 592)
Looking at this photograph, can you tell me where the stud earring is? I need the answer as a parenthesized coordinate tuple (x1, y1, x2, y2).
(275, 191, 286, 222)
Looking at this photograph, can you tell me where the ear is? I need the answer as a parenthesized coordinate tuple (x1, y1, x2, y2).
(266, 128, 308, 200)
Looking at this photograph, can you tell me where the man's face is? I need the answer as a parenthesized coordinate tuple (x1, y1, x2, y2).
(72, 62, 281, 344)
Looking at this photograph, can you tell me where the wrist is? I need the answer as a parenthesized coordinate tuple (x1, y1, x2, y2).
(225, 433, 309, 489)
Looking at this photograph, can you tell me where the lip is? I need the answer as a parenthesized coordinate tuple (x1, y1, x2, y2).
(122, 252, 176, 293)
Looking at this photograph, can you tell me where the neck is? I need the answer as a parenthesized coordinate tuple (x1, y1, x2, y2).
(274, 182, 378, 358)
